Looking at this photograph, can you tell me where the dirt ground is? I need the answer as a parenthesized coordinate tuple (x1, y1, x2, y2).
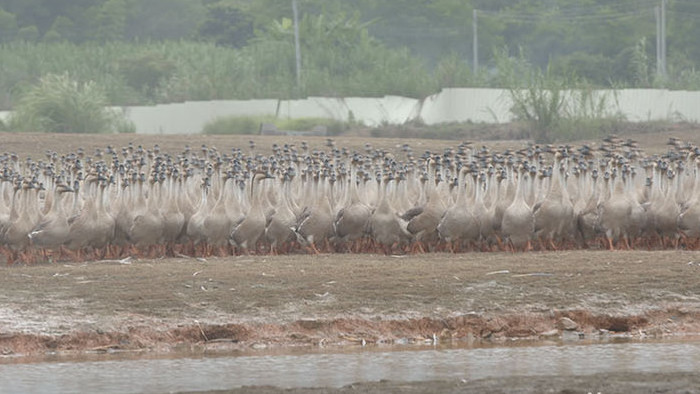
(1, 127, 700, 392)
(1, 120, 699, 159)
(1, 250, 699, 354)
(1, 251, 699, 392)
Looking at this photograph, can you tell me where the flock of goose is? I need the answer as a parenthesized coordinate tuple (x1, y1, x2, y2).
(1, 135, 700, 263)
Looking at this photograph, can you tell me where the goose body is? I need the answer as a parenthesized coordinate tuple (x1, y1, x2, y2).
(4, 136, 700, 262)
(501, 168, 535, 251)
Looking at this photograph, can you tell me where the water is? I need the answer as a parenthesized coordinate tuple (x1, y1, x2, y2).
(1, 340, 699, 393)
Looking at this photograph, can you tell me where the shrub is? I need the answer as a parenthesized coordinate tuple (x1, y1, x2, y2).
(112, 111, 137, 133)
(276, 117, 347, 135)
(508, 78, 566, 143)
(202, 115, 349, 135)
(8, 73, 133, 133)
(202, 115, 275, 135)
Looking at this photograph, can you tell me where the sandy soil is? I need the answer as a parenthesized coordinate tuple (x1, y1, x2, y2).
(1, 127, 700, 392)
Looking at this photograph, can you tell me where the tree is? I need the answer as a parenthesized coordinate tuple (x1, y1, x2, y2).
(198, 1, 254, 47)
(0, 6, 18, 42)
(42, 15, 76, 42)
(17, 24, 38, 41)
(118, 52, 176, 100)
(125, 0, 205, 41)
(93, 0, 127, 41)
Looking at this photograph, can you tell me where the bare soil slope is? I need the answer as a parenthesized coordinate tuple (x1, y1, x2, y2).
(1, 251, 699, 356)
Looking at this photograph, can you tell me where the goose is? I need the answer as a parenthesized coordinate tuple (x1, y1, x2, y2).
(111, 174, 136, 255)
(65, 175, 115, 260)
(185, 177, 211, 255)
(368, 174, 411, 254)
(437, 168, 479, 252)
(501, 164, 535, 251)
(597, 169, 635, 250)
(7, 137, 700, 260)
(3, 178, 39, 263)
(647, 166, 680, 248)
(0, 174, 14, 251)
(333, 168, 371, 252)
(405, 171, 447, 253)
(490, 163, 516, 240)
(623, 166, 649, 249)
(88, 177, 116, 257)
(222, 172, 246, 233)
(473, 171, 496, 250)
(230, 171, 271, 253)
(679, 158, 700, 247)
(575, 168, 602, 247)
(28, 180, 74, 259)
(160, 171, 186, 255)
(202, 175, 237, 256)
(265, 171, 297, 254)
(176, 168, 197, 235)
(293, 171, 335, 253)
(128, 174, 164, 257)
(533, 152, 575, 250)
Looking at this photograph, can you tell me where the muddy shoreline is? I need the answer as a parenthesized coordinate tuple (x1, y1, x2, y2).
(1, 308, 699, 359)
(2, 251, 699, 358)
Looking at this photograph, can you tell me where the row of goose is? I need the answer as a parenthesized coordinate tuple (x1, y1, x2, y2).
(1, 136, 700, 263)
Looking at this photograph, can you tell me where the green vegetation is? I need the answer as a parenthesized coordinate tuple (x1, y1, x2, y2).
(0, 31, 435, 110)
(7, 73, 133, 134)
(494, 49, 624, 143)
(203, 115, 347, 136)
(0, 1, 698, 111)
(203, 115, 274, 135)
(0, 1, 698, 140)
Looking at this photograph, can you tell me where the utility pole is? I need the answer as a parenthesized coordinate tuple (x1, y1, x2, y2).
(655, 5, 660, 75)
(292, 0, 302, 95)
(655, 0, 666, 78)
(473, 9, 478, 75)
(661, 0, 666, 77)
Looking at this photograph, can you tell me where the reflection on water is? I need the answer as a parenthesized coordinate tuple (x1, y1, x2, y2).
(1, 339, 699, 394)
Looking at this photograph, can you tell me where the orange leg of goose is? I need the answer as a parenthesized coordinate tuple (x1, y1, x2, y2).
(366, 238, 377, 254)
(504, 241, 512, 253)
(622, 236, 631, 250)
(308, 242, 320, 254)
(495, 236, 505, 252)
(411, 242, 425, 254)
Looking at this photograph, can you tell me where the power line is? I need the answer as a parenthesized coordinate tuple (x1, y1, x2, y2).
(477, 7, 655, 24)
(477, 0, 657, 19)
(666, 10, 700, 21)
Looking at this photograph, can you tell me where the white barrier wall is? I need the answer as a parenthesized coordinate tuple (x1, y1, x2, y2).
(120, 99, 279, 134)
(4, 89, 700, 134)
(420, 88, 512, 124)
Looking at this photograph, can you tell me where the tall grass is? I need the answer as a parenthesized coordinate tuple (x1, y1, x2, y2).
(8, 73, 132, 134)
